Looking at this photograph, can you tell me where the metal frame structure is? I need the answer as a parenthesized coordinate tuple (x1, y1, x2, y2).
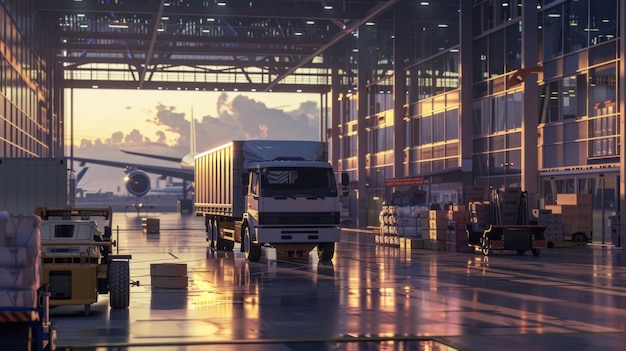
(33, 0, 425, 93)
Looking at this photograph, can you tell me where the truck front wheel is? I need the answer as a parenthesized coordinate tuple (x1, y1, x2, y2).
(243, 226, 262, 262)
(317, 242, 335, 261)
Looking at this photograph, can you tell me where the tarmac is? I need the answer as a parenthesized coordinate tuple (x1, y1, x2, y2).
(49, 212, 626, 350)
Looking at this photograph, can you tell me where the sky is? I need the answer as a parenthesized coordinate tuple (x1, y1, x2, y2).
(66, 89, 321, 194)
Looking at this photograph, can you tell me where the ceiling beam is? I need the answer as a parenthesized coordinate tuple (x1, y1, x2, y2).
(139, 0, 165, 89)
(264, 0, 400, 91)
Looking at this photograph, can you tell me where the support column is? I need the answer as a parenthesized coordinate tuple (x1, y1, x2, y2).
(521, 2, 539, 205)
(330, 56, 341, 169)
(393, 6, 407, 179)
(357, 27, 370, 228)
(459, 0, 474, 191)
(617, 0, 626, 250)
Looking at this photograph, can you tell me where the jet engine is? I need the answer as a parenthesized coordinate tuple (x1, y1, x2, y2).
(124, 170, 151, 197)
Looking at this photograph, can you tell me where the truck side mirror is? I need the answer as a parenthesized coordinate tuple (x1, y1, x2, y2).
(341, 173, 349, 186)
(340, 172, 349, 197)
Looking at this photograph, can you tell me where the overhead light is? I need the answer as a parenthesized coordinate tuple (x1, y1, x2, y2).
(296, 89, 302, 93)
(502, 2, 509, 6)
(295, 32, 303, 36)
(251, 88, 257, 92)
(77, 13, 85, 17)
(206, 18, 215, 22)
(420, 2, 429, 5)
(217, 1, 226, 5)
(438, 24, 448, 28)
(92, 85, 98, 89)
(79, 24, 88, 28)
(306, 21, 314, 25)
(324, 5, 332, 10)
(157, 28, 164, 32)
(109, 23, 129, 29)
(548, 13, 560, 18)
(161, 16, 169, 20)
(164, 2, 170, 6)
(366, 22, 375, 26)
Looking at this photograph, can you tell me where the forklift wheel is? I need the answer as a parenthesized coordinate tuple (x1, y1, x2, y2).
(109, 260, 130, 309)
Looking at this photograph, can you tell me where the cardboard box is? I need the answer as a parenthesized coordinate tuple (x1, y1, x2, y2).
(428, 210, 448, 221)
(429, 229, 447, 241)
(429, 219, 449, 230)
(557, 193, 592, 205)
(142, 218, 160, 234)
(400, 238, 424, 249)
(150, 263, 187, 277)
(151, 275, 188, 289)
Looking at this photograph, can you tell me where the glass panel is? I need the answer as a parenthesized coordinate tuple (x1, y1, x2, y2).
(492, 94, 505, 132)
(506, 21, 522, 71)
(589, 63, 616, 117)
(576, 73, 588, 117)
(561, 76, 576, 119)
(420, 115, 432, 144)
(564, 0, 588, 53)
(489, 30, 505, 77)
(433, 112, 444, 143)
(542, 5, 563, 60)
(473, 36, 488, 82)
(445, 108, 458, 140)
(539, 81, 560, 123)
(589, 0, 617, 46)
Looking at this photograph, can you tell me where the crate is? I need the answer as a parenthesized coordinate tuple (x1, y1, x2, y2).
(142, 218, 160, 234)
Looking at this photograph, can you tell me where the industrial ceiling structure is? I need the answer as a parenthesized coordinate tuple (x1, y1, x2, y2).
(34, 0, 460, 93)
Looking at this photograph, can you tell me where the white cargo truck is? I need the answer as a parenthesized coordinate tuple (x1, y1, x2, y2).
(194, 140, 349, 262)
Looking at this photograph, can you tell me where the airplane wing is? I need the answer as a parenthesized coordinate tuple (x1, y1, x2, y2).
(121, 150, 182, 163)
(72, 157, 194, 182)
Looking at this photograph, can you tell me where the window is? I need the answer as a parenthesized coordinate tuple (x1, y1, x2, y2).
(446, 109, 459, 139)
(54, 225, 75, 238)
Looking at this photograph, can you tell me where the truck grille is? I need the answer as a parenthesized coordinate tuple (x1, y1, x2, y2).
(259, 212, 339, 225)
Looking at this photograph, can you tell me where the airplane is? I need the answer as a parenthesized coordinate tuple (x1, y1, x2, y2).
(72, 115, 197, 203)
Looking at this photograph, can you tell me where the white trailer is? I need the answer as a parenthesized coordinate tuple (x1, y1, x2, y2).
(0, 158, 67, 215)
(194, 140, 348, 262)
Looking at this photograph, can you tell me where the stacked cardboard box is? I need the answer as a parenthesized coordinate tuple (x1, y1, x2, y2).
(469, 201, 490, 231)
(545, 194, 592, 239)
(500, 187, 522, 225)
(468, 186, 489, 202)
(425, 210, 447, 251)
(142, 217, 160, 234)
(532, 209, 565, 243)
(0, 212, 41, 308)
(377, 204, 399, 246)
(150, 263, 188, 289)
(446, 205, 472, 253)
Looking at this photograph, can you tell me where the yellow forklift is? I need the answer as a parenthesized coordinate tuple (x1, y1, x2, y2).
(34, 207, 132, 315)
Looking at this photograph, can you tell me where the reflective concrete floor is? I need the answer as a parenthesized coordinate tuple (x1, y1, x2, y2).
(50, 213, 626, 350)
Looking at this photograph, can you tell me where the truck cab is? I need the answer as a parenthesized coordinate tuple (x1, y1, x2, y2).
(241, 161, 345, 261)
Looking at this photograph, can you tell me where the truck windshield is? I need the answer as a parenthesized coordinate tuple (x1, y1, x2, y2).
(260, 167, 337, 197)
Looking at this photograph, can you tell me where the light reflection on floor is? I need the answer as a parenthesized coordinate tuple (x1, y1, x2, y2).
(48, 213, 626, 351)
